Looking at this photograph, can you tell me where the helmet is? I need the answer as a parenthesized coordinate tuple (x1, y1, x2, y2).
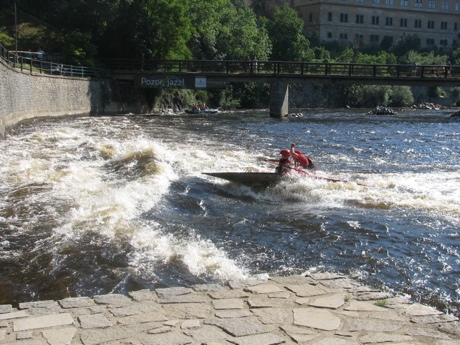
(280, 149, 291, 157)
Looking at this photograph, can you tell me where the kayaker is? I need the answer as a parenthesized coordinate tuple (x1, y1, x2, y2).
(267, 149, 292, 174)
(290, 143, 316, 172)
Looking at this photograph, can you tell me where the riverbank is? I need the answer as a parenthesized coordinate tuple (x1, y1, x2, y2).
(1, 273, 459, 344)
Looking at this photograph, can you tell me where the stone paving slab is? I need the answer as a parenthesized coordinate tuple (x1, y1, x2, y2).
(293, 308, 342, 331)
(0, 274, 458, 344)
(13, 313, 74, 332)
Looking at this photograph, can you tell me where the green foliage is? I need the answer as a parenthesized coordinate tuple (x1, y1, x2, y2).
(450, 87, 460, 105)
(375, 299, 388, 308)
(98, 0, 192, 60)
(219, 84, 241, 110)
(380, 36, 393, 51)
(231, 82, 270, 108)
(347, 85, 414, 108)
(59, 31, 97, 66)
(337, 47, 355, 63)
(401, 50, 448, 65)
(187, 0, 271, 61)
(314, 46, 332, 61)
(390, 86, 414, 107)
(392, 34, 421, 57)
(265, 5, 312, 61)
(0, 32, 14, 46)
(346, 84, 392, 107)
(451, 48, 460, 65)
(428, 86, 447, 98)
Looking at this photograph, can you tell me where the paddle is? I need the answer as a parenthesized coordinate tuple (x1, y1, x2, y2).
(292, 167, 369, 186)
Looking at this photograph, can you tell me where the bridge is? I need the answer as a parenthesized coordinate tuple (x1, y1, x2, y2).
(2, 44, 459, 116)
(107, 58, 460, 116)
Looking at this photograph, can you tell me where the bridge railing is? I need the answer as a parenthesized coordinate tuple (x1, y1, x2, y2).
(2, 41, 457, 80)
(100, 57, 457, 79)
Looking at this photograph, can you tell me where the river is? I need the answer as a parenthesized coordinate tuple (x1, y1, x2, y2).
(0, 109, 459, 316)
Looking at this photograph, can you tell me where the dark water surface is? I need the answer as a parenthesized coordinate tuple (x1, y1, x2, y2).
(0, 109, 459, 316)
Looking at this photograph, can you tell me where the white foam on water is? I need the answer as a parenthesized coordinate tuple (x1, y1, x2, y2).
(1, 123, 253, 283)
(1, 115, 459, 293)
(128, 223, 249, 282)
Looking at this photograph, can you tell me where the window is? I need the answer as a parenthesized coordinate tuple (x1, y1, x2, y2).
(442, 1, 449, 9)
(383, 36, 394, 44)
(428, 0, 435, 8)
(340, 33, 348, 39)
(386, 0, 394, 4)
(400, 18, 408, 27)
(415, 19, 422, 28)
(400, 0, 408, 6)
(328, 12, 332, 21)
(440, 39, 448, 45)
(356, 14, 364, 24)
(456, 2, 459, 10)
(426, 38, 435, 45)
(327, 32, 333, 39)
(386, 17, 393, 26)
(428, 20, 435, 28)
(373, 0, 381, 3)
(340, 13, 348, 22)
(356, 0, 364, 2)
(370, 34, 380, 43)
(415, 0, 423, 7)
(441, 21, 448, 29)
(309, 13, 313, 22)
(455, 23, 458, 30)
(372, 16, 380, 25)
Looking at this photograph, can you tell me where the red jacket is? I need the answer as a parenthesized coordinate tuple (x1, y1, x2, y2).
(294, 154, 310, 167)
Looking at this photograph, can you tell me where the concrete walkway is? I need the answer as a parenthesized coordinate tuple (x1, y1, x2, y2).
(0, 273, 459, 344)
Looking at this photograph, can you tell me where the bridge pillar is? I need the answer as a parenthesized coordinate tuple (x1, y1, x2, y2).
(269, 81, 289, 118)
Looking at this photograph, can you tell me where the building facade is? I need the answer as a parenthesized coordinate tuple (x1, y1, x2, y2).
(293, 0, 460, 49)
(247, 0, 460, 49)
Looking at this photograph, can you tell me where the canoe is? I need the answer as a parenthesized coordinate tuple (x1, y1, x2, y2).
(185, 109, 219, 114)
(203, 170, 359, 187)
(202, 172, 285, 187)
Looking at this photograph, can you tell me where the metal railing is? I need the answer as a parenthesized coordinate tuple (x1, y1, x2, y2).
(100, 57, 458, 80)
(0, 44, 108, 78)
(2, 42, 458, 81)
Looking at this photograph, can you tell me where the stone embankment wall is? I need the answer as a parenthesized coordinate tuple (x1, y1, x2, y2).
(0, 59, 114, 139)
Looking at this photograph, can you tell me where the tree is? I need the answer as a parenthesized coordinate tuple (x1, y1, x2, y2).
(265, 5, 312, 61)
(400, 50, 448, 67)
(451, 48, 460, 65)
(392, 34, 421, 57)
(187, 0, 228, 60)
(390, 86, 414, 107)
(98, 0, 192, 60)
(346, 84, 392, 107)
(187, 0, 271, 61)
(337, 47, 356, 63)
(59, 31, 97, 66)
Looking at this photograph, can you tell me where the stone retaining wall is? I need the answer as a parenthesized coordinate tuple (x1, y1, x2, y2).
(0, 58, 112, 139)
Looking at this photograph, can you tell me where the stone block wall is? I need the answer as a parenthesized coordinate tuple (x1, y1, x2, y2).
(0, 59, 110, 139)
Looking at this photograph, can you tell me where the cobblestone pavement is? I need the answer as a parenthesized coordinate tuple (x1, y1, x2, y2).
(0, 273, 459, 344)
